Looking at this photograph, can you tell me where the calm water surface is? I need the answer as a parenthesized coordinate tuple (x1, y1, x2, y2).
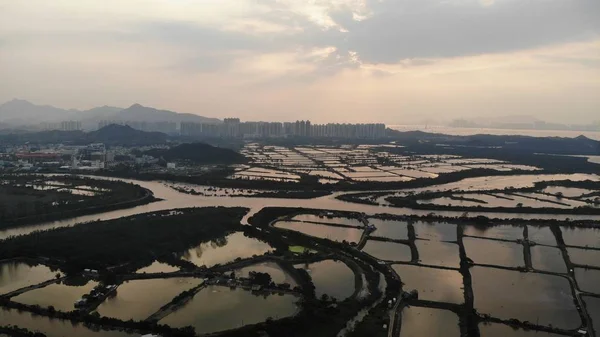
(4, 174, 600, 240)
(478, 322, 564, 336)
(399, 306, 460, 337)
(159, 286, 298, 334)
(235, 262, 297, 286)
(567, 247, 600, 268)
(12, 279, 98, 312)
(0, 307, 133, 337)
(135, 261, 179, 274)
(295, 260, 355, 301)
(464, 225, 523, 241)
(416, 240, 460, 268)
(530, 246, 567, 273)
(96, 277, 202, 321)
(367, 219, 408, 240)
(463, 237, 524, 268)
(527, 226, 557, 246)
(575, 268, 600, 294)
(0, 262, 56, 295)
(562, 228, 600, 248)
(392, 265, 464, 304)
(471, 267, 580, 329)
(583, 296, 600, 336)
(291, 214, 364, 227)
(414, 221, 457, 241)
(181, 232, 272, 267)
(274, 221, 363, 243)
(362, 240, 412, 262)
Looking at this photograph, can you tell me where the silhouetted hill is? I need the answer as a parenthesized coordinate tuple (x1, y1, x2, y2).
(117, 103, 220, 124)
(87, 124, 167, 145)
(145, 142, 246, 164)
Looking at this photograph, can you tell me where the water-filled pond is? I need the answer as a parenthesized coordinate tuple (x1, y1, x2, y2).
(367, 218, 408, 240)
(575, 268, 600, 294)
(159, 286, 298, 334)
(274, 221, 363, 243)
(181, 232, 272, 267)
(12, 279, 98, 312)
(527, 226, 556, 246)
(0, 307, 133, 337)
(295, 260, 355, 301)
(583, 296, 600, 336)
(463, 237, 524, 268)
(414, 221, 457, 241)
(96, 277, 203, 321)
(399, 306, 460, 337)
(362, 240, 412, 262)
(290, 214, 364, 227)
(530, 245, 567, 273)
(464, 225, 523, 241)
(0, 262, 57, 295)
(471, 267, 580, 329)
(135, 261, 179, 274)
(478, 322, 564, 336)
(561, 227, 600, 248)
(392, 264, 464, 304)
(235, 262, 297, 286)
(416, 240, 460, 268)
(567, 247, 600, 268)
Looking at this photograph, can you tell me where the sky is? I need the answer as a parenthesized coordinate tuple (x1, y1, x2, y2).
(0, 0, 599, 124)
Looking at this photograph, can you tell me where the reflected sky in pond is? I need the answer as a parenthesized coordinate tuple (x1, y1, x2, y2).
(182, 232, 272, 267)
(583, 296, 600, 337)
(0, 307, 132, 337)
(368, 218, 408, 240)
(465, 225, 523, 241)
(295, 260, 355, 301)
(399, 306, 460, 337)
(479, 322, 564, 336)
(159, 286, 298, 334)
(0, 262, 56, 295)
(561, 227, 600, 248)
(135, 261, 179, 274)
(568, 248, 600, 268)
(472, 267, 580, 330)
(464, 237, 524, 268)
(236, 262, 297, 286)
(575, 268, 600, 294)
(363, 240, 412, 262)
(12, 279, 98, 312)
(530, 246, 567, 274)
(97, 277, 202, 321)
(414, 221, 457, 241)
(527, 226, 556, 246)
(392, 265, 464, 304)
(275, 221, 363, 243)
(416, 240, 460, 268)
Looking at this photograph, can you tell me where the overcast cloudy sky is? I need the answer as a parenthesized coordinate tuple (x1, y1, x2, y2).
(0, 0, 598, 124)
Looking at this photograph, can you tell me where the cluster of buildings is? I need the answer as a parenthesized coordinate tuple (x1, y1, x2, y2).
(181, 119, 386, 139)
(40, 121, 83, 131)
(39, 117, 387, 139)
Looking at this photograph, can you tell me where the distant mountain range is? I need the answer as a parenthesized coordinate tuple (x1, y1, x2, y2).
(0, 99, 220, 129)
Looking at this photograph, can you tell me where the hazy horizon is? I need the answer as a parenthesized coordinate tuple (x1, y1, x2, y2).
(1, 1, 599, 125)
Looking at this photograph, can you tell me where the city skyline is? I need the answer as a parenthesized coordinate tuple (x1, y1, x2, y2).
(1, 1, 599, 125)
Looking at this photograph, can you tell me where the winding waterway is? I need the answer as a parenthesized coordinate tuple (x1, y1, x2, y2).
(2, 173, 600, 240)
